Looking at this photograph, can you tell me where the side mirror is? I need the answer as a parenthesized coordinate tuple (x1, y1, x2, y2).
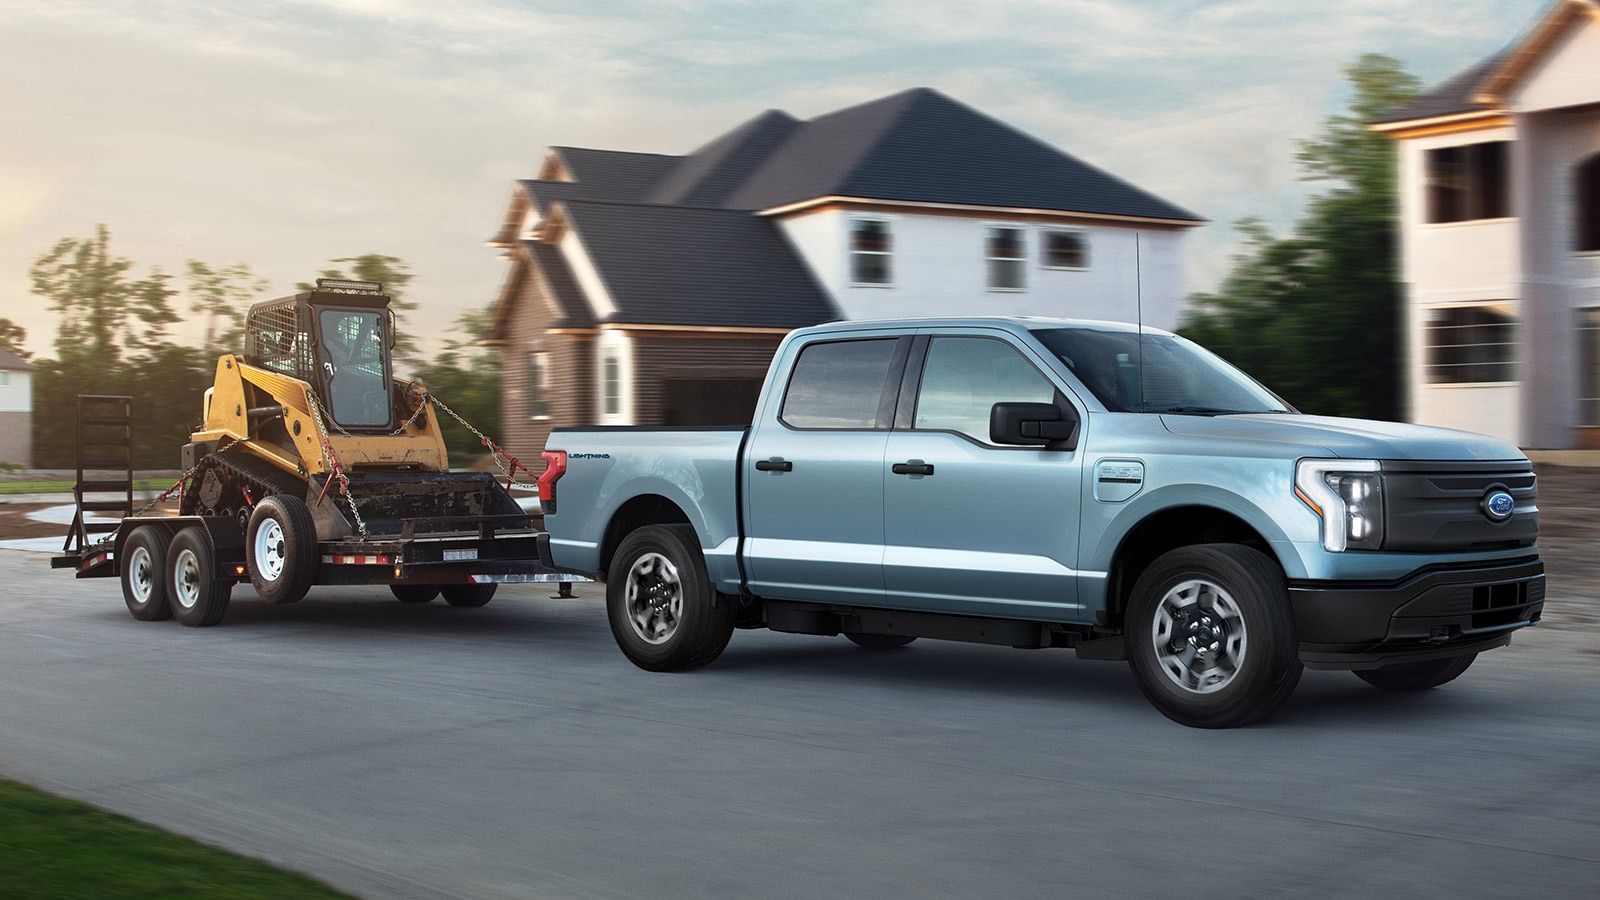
(990, 401, 1079, 451)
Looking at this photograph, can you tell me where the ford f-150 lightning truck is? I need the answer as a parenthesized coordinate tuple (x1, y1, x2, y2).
(539, 317, 1543, 727)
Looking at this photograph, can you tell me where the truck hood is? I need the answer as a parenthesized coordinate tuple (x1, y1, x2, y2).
(1159, 413, 1525, 461)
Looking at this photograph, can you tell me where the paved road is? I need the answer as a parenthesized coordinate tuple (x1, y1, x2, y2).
(2, 547, 1598, 899)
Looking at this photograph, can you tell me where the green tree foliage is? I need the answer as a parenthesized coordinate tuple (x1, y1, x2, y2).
(1181, 54, 1422, 420)
(0, 319, 27, 359)
(185, 260, 268, 357)
(411, 306, 502, 465)
(298, 253, 421, 362)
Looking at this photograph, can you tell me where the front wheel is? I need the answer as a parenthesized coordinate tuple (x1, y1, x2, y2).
(1355, 653, 1477, 691)
(1125, 544, 1302, 728)
(606, 524, 735, 672)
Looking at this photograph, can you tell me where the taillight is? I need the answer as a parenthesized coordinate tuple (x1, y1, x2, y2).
(537, 450, 567, 514)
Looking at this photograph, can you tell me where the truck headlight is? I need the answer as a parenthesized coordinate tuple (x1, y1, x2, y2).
(1295, 459, 1384, 552)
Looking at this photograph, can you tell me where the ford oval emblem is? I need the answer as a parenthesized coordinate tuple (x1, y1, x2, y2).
(1482, 489, 1515, 522)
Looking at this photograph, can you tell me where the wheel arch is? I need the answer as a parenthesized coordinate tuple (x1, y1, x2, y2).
(598, 494, 693, 578)
(1101, 504, 1284, 631)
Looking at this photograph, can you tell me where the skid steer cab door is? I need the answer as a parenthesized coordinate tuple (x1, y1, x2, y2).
(315, 306, 393, 430)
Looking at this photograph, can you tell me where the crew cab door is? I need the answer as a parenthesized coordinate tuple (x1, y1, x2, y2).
(881, 333, 1086, 620)
(742, 335, 909, 604)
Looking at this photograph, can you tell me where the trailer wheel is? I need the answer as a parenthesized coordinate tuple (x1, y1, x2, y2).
(1355, 653, 1477, 691)
(166, 526, 232, 627)
(607, 524, 736, 672)
(1125, 544, 1302, 728)
(844, 633, 917, 649)
(246, 495, 317, 605)
(121, 527, 174, 621)
(391, 584, 441, 604)
(441, 584, 496, 607)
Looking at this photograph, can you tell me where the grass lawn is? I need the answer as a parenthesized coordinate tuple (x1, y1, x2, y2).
(0, 479, 176, 496)
(0, 778, 353, 899)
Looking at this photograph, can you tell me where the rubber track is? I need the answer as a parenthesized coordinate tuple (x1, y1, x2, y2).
(205, 446, 308, 500)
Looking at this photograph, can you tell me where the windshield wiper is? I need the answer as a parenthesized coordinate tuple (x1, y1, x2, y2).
(1151, 406, 1240, 416)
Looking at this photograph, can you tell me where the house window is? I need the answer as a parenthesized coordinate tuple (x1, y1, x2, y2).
(1581, 309, 1600, 425)
(986, 226, 1026, 290)
(1577, 153, 1600, 253)
(1425, 141, 1510, 224)
(0, 372, 8, 386)
(850, 219, 893, 286)
(1042, 229, 1089, 269)
(602, 351, 621, 417)
(1424, 305, 1517, 385)
(528, 352, 551, 419)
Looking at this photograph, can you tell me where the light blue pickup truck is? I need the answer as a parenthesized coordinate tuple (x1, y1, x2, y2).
(540, 317, 1543, 727)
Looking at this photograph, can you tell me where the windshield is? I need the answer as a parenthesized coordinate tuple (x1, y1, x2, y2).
(318, 308, 391, 428)
(1032, 327, 1290, 415)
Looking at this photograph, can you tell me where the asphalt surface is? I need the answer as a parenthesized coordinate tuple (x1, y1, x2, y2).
(2, 546, 1598, 899)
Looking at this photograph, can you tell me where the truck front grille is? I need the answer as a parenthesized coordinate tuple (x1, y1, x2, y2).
(1379, 460, 1538, 552)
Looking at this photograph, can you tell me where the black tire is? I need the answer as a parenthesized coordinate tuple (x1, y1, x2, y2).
(121, 526, 174, 621)
(1125, 544, 1302, 729)
(391, 584, 441, 604)
(441, 583, 497, 607)
(246, 494, 317, 605)
(606, 524, 736, 672)
(166, 526, 232, 627)
(1355, 653, 1477, 691)
(844, 632, 917, 649)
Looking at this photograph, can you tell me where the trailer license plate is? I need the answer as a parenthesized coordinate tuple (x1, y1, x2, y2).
(444, 549, 478, 561)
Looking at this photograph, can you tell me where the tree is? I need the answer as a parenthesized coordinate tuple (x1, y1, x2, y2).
(298, 254, 420, 362)
(0, 319, 27, 360)
(411, 306, 502, 464)
(28, 224, 178, 365)
(185, 260, 268, 357)
(1181, 54, 1422, 420)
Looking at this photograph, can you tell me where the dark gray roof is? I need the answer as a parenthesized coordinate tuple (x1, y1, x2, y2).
(652, 88, 1200, 221)
(526, 241, 595, 329)
(547, 148, 678, 202)
(1376, 54, 1507, 124)
(0, 348, 33, 370)
(562, 200, 839, 328)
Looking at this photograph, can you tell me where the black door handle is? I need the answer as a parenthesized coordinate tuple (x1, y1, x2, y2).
(755, 457, 793, 472)
(892, 461, 935, 476)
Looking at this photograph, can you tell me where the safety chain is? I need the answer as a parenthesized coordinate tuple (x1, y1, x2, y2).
(305, 392, 371, 540)
(428, 394, 537, 491)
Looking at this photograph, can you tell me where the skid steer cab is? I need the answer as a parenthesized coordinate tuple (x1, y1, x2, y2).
(50, 277, 585, 628)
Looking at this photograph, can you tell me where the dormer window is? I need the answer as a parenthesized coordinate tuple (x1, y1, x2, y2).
(850, 219, 893, 286)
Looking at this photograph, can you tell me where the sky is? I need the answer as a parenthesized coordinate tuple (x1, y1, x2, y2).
(0, 0, 1551, 362)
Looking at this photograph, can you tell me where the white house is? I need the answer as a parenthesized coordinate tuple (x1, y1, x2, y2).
(1373, 0, 1600, 448)
(0, 349, 33, 466)
(486, 87, 1203, 462)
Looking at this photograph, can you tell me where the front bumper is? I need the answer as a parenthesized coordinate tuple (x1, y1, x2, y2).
(1290, 558, 1544, 670)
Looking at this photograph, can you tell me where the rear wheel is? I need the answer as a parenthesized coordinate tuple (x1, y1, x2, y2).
(441, 584, 496, 607)
(121, 527, 173, 621)
(1355, 653, 1477, 691)
(606, 524, 735, 671)
(391, 584, 441, 604)
(844, 633, 916, 649)
(1125, 544, 1302, 728)
(246, 495, 317, 604)
(166, 526, 232, 627)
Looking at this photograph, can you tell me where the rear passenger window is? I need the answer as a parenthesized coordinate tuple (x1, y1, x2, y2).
(781, 339, 899, 429)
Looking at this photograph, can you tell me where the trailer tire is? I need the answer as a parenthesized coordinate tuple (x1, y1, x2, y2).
(246, 495, 317, 605)
(441, 584, 496, 607)
(121, 526, 174, 621)
(167, 526, 232, 627)
(391, 584, 441, 604)
(606, 524, 736, 672)
(1125, 544, 1301, 729)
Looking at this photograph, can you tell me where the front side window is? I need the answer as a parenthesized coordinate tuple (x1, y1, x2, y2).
(986, 227, 1026, 290)
(1042, 229, 1089, 269)
(528, 352, 551, 419)
(1424, 304, 1518, 385)
(781, 338, 899, 429)
(850, 219, 893, 286)
(1033, 327, 1290, 414)
(318, 308, 390, 428)
(914, 337, 1056, 443)
(1426, 141, 1510, 224)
